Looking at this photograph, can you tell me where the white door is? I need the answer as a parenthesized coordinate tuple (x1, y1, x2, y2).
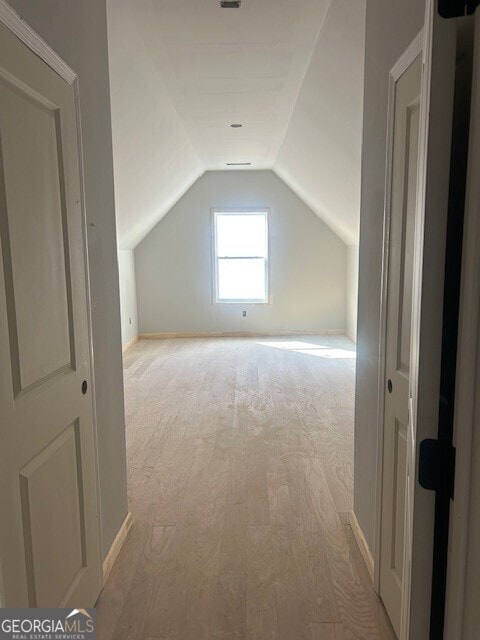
(380, 52, 422, 638)
(379, 3, 463, 638)
(0, 20, 102, 606)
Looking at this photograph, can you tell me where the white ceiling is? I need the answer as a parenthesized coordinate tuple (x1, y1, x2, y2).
(107, 0, 204, 249)
(107, 0, 365, 249)
(274, 0, 366, 245)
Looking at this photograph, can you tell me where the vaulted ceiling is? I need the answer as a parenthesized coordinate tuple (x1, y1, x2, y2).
(107, 0, 366, 250)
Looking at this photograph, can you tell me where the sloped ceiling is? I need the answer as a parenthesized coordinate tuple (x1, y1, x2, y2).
(107, 0, 365, 249)
(274, 0, 366, 245)
(107, 0, 204, 249)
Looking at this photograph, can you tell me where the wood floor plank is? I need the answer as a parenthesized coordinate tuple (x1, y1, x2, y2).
(96, 336, 393, 640)
(246, 526, 278, 640)
(304, 457, 386, 640)
(308, 623, 346, 639)
(96, 467, 164, 640)
(341, 518, 396, 640)
(272, 527, 340, 639)
(211, 576, 247, 639)
(110, 525, 176, 640)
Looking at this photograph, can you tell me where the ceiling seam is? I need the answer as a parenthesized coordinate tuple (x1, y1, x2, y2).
(271, 0, 334, 168)
(141, 0, 206, 171)
(272, 166, 353, 246)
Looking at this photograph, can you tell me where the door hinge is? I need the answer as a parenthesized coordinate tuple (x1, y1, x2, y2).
(419, 439, 456, 499)
(439, 0, 480, 17)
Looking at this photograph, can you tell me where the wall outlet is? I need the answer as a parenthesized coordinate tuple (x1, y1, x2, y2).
(242, 310, 247, 317)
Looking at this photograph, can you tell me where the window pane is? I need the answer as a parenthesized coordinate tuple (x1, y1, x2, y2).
(216, 214, 267, 257)
(218, 258, 266, 300)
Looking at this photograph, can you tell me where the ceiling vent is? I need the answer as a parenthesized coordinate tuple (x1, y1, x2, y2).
(221, 1, 241, 7)
(226, 162, 251, 166)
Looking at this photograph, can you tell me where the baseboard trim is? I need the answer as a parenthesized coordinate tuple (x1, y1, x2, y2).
(348, 510, 374, 584)
(122, 336, 139, 353)
(103, 512, 133, 584)
(345, 331, 357, 344)
(140, 330, 345, 339)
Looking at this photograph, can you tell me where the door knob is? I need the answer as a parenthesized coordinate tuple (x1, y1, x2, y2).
(82, 380, 88, 395)
(387, 379, 393, 393)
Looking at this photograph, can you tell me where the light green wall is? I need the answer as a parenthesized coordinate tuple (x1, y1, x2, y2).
(135, 171, 347, 335)
(118, 250, 138, 347)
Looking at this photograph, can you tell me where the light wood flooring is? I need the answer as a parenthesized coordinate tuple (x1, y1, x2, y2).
(96, 336, 395, 640)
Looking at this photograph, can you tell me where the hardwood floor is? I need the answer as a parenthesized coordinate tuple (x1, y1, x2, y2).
(96, 336, 395, 640)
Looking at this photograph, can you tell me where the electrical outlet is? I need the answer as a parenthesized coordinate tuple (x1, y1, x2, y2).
(242, 310, 247, 317)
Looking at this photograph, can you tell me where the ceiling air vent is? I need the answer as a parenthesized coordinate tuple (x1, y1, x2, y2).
(226, 162, 251, 166)
(221, 1, 241, 7)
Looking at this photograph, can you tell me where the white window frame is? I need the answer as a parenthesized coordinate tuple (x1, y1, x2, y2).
(212, 209, 270, 305)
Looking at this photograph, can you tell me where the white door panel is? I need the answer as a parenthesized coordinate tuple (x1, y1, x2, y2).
(380, 53, 422, 638)
(0, 20, 102, 607)
(0, 78, 73, 393)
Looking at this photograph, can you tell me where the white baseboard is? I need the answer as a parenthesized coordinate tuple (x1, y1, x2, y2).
(139, 329, 345, 339)
(348, 510, 374, 584)
(122, 336, 139, 353)
(103, 512, 133, 584)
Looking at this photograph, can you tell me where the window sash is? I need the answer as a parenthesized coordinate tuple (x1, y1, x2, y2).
(214, 211, 269, 303)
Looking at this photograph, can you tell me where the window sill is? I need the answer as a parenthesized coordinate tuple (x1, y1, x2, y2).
(214, 300, 272, 306)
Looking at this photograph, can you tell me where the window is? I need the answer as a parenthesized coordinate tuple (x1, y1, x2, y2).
(213, 210, 269, 303)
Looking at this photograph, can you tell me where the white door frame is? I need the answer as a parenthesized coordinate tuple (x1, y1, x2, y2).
(0, 0, 104, 590)
(444, 10, 480, 639)
(374, 1, 434, 637)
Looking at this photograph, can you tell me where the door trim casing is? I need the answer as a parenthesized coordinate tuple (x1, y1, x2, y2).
(374, 2, 434, 638)
(0, 2, 75, 83)
(0, 0, 104, 595)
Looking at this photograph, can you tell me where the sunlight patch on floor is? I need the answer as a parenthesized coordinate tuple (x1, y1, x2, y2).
(256, 340, 356, 359)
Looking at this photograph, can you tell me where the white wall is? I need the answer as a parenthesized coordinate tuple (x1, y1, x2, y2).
(274, 0, 366, 246)
(106, 0, 204, 249)
(7, 0, 128, 557)
(355, 0, 425, 553)
(346, 245, 359, 342)
(118, 250, 138, 347)
(135, 170, 347, 335)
